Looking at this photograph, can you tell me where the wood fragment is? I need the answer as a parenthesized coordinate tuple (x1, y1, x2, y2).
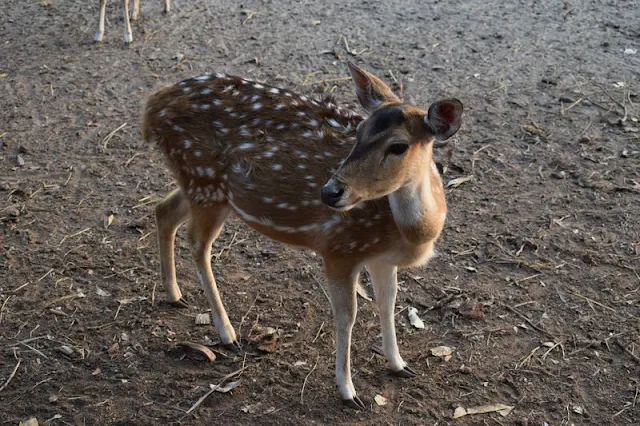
(300, 355, 319, 405)
(0, 358, 21, 393)
(500, 303, 555, 338)
(615, 339, 640, 365)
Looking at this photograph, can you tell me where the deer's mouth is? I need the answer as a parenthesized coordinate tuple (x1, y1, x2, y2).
(320, 179, 363, 211)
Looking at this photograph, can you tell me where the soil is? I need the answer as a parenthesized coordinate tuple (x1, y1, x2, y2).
(1, 1, 639, 425)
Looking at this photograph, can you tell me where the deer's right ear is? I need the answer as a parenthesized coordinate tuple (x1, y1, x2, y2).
(424, 99, 463, 142)
(347, 62, 400, 114)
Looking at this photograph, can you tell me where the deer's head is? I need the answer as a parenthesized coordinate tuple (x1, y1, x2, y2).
(321, 62, 463, 211)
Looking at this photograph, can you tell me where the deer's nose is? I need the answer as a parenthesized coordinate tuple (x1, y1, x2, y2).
(321, 182, 345, 207)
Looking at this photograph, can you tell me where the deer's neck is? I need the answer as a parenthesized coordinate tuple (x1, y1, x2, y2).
(388, 158, 446, 246)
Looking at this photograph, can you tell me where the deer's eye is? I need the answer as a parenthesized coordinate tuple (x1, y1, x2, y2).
(386, 143, 409, 156)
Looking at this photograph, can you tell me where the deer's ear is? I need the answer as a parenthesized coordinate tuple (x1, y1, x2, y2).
(424, 99, 463, 141)
(347, 61, 401, 113)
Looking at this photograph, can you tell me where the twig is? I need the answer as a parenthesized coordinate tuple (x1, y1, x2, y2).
(500, 303, 554, 338)
(310, 273, 331, 304)
(300, 355, 319, 405)
(567, 291, 616, 313)
(183, 366, 248, 415)
(58, 227, 91, 246)
(102, 122, 127, 149)
(615, 339, 640, 365)
(237, 295, 258, 339)
(20, 342, 49, 359)
(0, 295, 11, 325)
(312, 321, 324, 343)
(214, 232, 240, 259)
(0, 359, 21, 393)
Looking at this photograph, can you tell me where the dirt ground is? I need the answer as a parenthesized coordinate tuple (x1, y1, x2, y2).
(1, 0, 639, 424)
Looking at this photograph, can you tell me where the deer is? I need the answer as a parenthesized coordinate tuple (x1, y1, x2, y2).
(95, 0, 170, 44)
(141, 61, 463, 409)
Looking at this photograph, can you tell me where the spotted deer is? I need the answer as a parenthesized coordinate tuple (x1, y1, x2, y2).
(142, 62, 463, 409)
(95, 0, 170, 44)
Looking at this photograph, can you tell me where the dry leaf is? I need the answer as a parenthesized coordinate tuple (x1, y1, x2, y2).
(195, 313, 211, 325)
(454, 403, 514, 418)
(446, 175, 473, 188)
(104, 214, 114, 229)
(374, 394, 388, 406)
(176, 342, 216, 362)
(293, 361, 307, 367)
(241, 403, 261, 414)
(258, 331, 278, 353)
(408, 307, 425, 329)
(453, 406, 467, 418)
(96, 286, 110, 297)
(430, 346, 454, 357)
(212, 380, 241, 393)
(356, 282, 373, 301)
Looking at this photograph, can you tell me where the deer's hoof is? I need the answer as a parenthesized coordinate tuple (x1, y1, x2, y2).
(170, 298, 191, 309)
(391, 365, 418, 378)
(342, 396, 366, 410)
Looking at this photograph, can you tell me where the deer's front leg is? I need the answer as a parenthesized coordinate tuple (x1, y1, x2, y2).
(366, 263, 417, 378)
(122, 0, 133, 43)
(95, 0, 108, 42)
(324, 260, 365, 410)
(131, 0, 140, 20)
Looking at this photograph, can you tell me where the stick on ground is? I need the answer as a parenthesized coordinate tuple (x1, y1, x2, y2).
(0, 358, 21, 393)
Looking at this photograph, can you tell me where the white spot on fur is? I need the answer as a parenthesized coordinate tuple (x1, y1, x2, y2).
(212, 99, 223, 106)
(252, 103, 263, 111)
(275, 103, 285, 110)
(253, 83, 264, 90)
(297, 164, 307, 169)
(263, 197, 273, 203)
(173, 125, 185, 132)
(272, 164, 283, 171)
(327, 118, 341, 128)
(277, 202, 288, 209)
(184, 139, 192, 149)
(238, 143, 255, 150)
(206, 168, 215, 178)
(269, 88, 279, 94)
(158, 109, 167, 117)
(194, 150, 202, 157)
(201, 88, 213, 95)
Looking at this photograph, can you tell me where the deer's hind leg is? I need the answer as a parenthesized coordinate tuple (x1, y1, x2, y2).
(187, 203, 238, 347)
(155, 188, 190, 308)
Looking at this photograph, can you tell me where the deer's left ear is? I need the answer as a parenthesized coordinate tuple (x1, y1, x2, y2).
(424, 99, 463, 141)
(347, 61, 401, 113)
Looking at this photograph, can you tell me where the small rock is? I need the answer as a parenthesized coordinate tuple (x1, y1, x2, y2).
(195, 313, 211, 325)
(57, 345, 74, 357)
(19, 418, 39, 426)
(459, 365, 472, 374)
(374, 394, 388, 406)
(578, 136, 591, 144)
(48, 394, 58, 403)
(173, 53, 185, 62)
(16, 155, 25, 166)
(6, 206, 20, 217)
